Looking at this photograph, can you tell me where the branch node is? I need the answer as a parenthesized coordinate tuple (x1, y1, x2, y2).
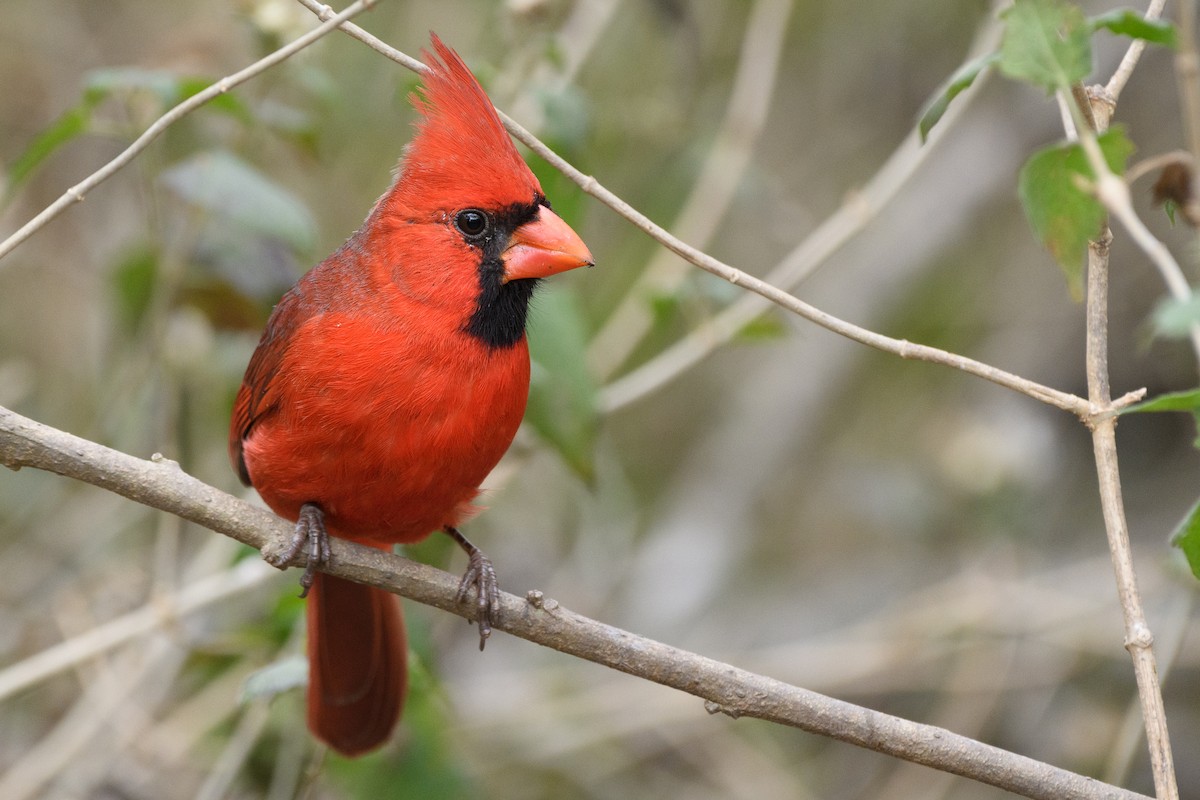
(1125, 623, 1155, 651)
(150, 452, 181, 470)
(1082, 387, 1148, 428)
(1085, 84, 1116, 132)
(525, 589, 559, 613)
(703, 699, 741, 718)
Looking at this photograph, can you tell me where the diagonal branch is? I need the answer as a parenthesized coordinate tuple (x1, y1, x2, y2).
(1105, 0, 1167, 101)
(0, 404, 1151, 800)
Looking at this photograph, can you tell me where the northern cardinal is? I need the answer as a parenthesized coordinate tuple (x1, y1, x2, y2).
(229, 35, 593, 756)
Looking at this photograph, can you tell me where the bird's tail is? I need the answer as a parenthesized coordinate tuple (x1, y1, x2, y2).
(306, 565, 407, 756)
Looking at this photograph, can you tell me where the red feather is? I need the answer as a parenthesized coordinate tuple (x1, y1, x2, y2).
(230, 34, 592, 755)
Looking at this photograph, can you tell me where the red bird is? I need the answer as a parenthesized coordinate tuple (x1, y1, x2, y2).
(229, 35, 593, 757)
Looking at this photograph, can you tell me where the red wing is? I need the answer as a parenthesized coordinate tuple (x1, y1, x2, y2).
(229, 290, 310, 486)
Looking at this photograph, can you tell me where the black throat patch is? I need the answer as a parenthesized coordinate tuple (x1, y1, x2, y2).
(463, 199, 545, 350)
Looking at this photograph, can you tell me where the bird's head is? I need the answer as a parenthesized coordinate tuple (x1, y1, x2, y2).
(370, 35, 592, 347)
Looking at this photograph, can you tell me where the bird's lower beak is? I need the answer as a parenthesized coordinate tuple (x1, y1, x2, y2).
(502, 207, 594, 283)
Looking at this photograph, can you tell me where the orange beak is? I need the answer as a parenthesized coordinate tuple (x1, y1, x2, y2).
(502, 207, 594, 283)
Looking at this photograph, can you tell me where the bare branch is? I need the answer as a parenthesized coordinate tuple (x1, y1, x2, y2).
(1105, 0, 1168, 102)
(0, 0, 377, 264)
(0, 404, 1152, 800)
(1084, 233, 1179, 800)
(1066, 37, 1188, 798)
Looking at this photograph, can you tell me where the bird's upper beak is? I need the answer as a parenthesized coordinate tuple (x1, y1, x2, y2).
(502, 206, 594, 283)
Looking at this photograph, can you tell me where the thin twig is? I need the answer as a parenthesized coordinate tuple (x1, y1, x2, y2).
(1106, 0, 1167, 102)
(0, 404, 1151, 800)
(1072, 102, 1200, 364)
(1103, 592, 1194, 788)
(0, 0, 377, 264)
(1084, 232, 1178, 800)
(1067, 66, 1181, 799)
(1125, 150, 1193, 186)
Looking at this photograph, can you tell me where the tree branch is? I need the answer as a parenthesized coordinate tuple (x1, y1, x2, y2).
(0, 404, 1150, 800)
(1066, 21, 1184, 796)
(1085, 231, 1178, 800)
(1105, 0, 1167, 101)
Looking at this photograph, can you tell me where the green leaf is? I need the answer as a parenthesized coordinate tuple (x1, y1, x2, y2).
(1120, 387, 1200, 414)
(918, 53, 999, 142)
(1151, 292, 1200, 339)
(527, 286, 600, 481)
(240, 655, 307, 702)
(1163, 198, 1179, 225)
(1169, 497, 1200, 580)
(1089, 9, 1177, 48)
(1017, 126, 1134, 295)
(6, 102, 98, 195)
(1120, 387, 1200, 448)
(158, 150, 316, 252)
(999, 0, 1092, 92)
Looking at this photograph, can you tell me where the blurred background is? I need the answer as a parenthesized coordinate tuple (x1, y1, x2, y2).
(2, 0, 1199, 797)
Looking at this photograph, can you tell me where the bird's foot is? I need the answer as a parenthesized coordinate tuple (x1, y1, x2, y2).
(268, 502, 331, 598)
(444, 526, 499, 650)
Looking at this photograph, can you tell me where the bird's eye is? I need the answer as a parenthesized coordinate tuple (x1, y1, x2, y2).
(454, 209, 490, 239)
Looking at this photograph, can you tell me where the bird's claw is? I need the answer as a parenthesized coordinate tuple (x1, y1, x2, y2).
(268, 502, 331, 598)
(444, 526, 499, 650)
(455, 549, 499, 649)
